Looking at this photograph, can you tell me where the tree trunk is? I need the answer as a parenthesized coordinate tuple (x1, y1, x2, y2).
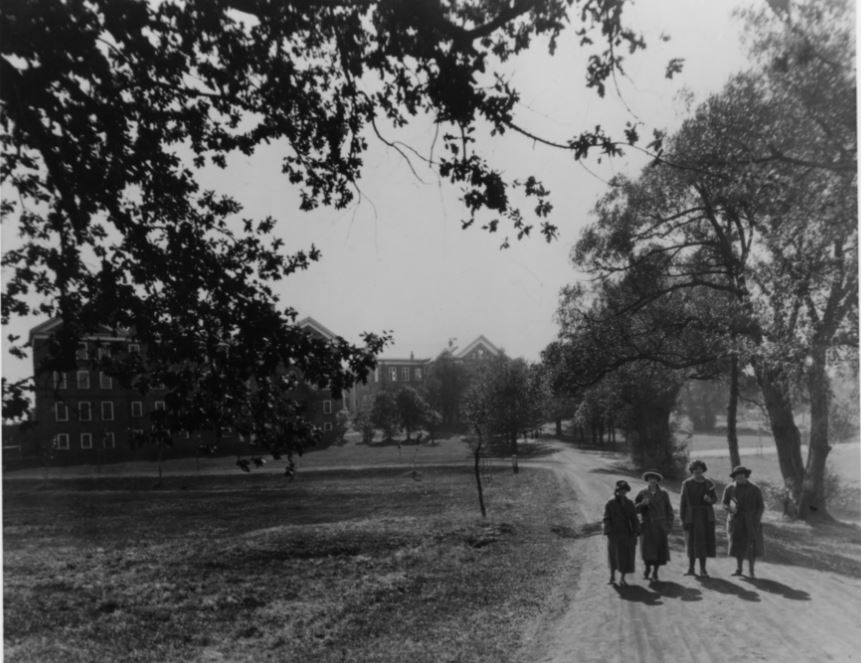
(510, 433, 519, 474)
(755, 363, 806, 517)
(726, 356, 742, 469)
(473, 444, 487, 518)
(800, 348, 832, 519)
(555, 418, 562, 437)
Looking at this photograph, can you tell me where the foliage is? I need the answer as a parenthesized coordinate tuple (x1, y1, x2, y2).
(352, 408, 376, 445)
(334, 408, 351, 444)
(564, 0, 857, 516)
(395, 386, 431, 441)
(422, 355, 471, 427)
(0, 0, 675, 451)
(464, 356, 542, 455)
(370, 391, 399, 441)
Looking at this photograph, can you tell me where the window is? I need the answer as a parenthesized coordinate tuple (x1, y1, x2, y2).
(131, 401, 143, 417)
(98, 346, 111, 360)
(323, 422, 333, 431)
(323, 400, 333, 415)
(154, 400, 165, 411)
(76, 371, 90, 389)
(53, 372, 67, 389)
(401, 367, 410, 381)
(152, 381, 165, 391)
(79, 401, 92, 422)
(99, 372, 112, 389)
(103, 432, 116, 449)
(81, 433, 93, 449)
(389, 367, 398, 382)
(101, 401, 114, 421)
(54, 433, 69, 450)
(128, 343, 141, 354)
(374, 367, 380, 383)
(54, 402, 69, 422)
(415, 367, 423, 381)
(75, 342, 88, 360)
(132, 428, 144, 444)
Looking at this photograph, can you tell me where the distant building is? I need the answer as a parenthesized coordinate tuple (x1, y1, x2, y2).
(350, 334, 503, 426)
(22, 316, 347, 462)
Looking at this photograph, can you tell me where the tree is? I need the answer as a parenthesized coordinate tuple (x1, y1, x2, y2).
(333, 408, 351, 445)
(352, 408, 376, 445)
(370, 391, 399, 442)
(569, 0, 856, 517)
(555, 280, 724, 474)
(395, 387, 430, 441)
(2, 0, 672, 451)
(465, 355, 541, 472)
(422, 356, 470, 428)
(538, 341, 575, 438)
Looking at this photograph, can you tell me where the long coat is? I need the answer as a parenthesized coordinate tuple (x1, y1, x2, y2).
(603, 494, 640, 573)
(722, 481, 765, 558)
(634, 487, 674, 565)
(679, 477, 717, 558)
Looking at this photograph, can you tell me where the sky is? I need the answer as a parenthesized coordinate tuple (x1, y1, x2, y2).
(1, 0, 754, 384)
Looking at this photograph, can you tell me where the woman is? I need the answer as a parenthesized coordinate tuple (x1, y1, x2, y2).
(603, 479, 640, 586)
(634, 470, 674, 582)
(722, 465, 765, 578)
(679, 460, 717, 577)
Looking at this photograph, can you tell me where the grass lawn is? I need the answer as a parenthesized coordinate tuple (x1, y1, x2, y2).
(3, 464, 572, 663)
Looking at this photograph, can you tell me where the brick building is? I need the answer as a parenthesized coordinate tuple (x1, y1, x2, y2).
(23, 316, 347, 462)
(350, 335, 503, 425)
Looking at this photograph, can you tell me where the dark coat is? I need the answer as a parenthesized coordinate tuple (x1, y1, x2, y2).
(635, 487, 674, 565)
(722, 481, 765, 558)
(603, 494, 640, 573)
(679, 477, 718, 558)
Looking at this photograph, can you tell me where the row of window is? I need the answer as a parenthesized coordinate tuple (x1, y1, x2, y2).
(54, 371, 114, 390)
(53, 432, 117, 450)
(56, 399, 335, 422)
(74, 342, 140, 361)
(377, 366, 424, 383)
(52, 421, 335, 450)
(54, 400, 165, 422)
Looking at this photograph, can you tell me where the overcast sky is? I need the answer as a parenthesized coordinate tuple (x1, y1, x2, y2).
(1, 0, 753, 383)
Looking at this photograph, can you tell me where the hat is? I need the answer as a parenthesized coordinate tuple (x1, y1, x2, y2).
(642, 470, 663, 482)
(615, 480, 632, 493)
(730, 465, 752, 478)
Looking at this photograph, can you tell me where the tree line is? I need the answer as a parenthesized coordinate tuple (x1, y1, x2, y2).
(544, 0, 856, 520)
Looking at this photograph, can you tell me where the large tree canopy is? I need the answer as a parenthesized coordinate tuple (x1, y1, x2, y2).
(566, 0, 856, 517)
(0, 0, 663, 452)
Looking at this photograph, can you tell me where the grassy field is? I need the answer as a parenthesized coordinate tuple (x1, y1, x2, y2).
(3, 462, 574, 663)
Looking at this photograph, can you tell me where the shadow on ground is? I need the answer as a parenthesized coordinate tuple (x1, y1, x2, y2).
(696, 576, 760, 602)
(613, 583, 663, 605)
(649, 580, 703, 602)
(741, 577, 811, 601)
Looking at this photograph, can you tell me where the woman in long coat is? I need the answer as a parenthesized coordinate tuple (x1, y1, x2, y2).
(679, 460, 718, 577)
(634, 470, 674, 582)
(603, 479, 640, 586)
(722, 465, 765, 578)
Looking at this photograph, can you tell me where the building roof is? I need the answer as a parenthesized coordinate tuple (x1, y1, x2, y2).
(28, 317, 125, 344)
(296, 316, 340, 341)
(454, 335, 502, 359)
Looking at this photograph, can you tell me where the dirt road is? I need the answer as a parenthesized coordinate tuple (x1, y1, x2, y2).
(522, 443, 861, 663)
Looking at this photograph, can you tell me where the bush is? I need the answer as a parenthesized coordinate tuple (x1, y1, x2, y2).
(353, 409, 376, 445)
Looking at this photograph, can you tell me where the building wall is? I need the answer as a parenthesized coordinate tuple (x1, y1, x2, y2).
(350, 358, 430, 412)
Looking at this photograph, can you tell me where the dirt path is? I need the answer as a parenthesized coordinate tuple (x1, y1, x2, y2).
(522, 443, 861, 663)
